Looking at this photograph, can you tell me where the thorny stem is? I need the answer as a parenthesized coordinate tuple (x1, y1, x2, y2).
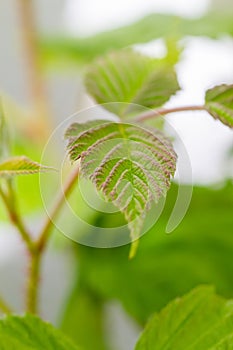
(1, 7, 208, 313)
(26, 250, 41, 314)
(0, 182, 38, 313)
(1, 0, 211, 318)
(37, 165, 80, 252)
(0, 104, 207, 314)
(135, 105, 206, 122)
(26, 165, 80, 314)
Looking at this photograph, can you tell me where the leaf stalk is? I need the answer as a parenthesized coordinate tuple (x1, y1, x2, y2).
(135, 105, 206, 122)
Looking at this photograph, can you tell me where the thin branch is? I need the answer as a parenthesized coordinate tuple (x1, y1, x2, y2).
(0, 296, 12, 314)
(37, 165, 80, 252)
(0, 183, 35, 253)
(135, 105, 206, 122)
(26, 165, 80, 314)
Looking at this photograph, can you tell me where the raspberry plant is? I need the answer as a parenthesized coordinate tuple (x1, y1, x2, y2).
(0, 3, 233, 350)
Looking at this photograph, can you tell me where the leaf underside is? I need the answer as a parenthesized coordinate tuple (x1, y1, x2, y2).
(0, 156, 53, 177)
(135, 286, 233, 350)
(65, 120, 177, 248)
(205, 84, 233, 128)
(85, 50, 180, 118)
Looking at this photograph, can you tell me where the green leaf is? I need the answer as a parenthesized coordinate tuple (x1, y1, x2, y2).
(70, 181, 233, 326)
(0, 156, 54, 177)
(0, 314, 80, 350)
(40, 12, 233, 68)
(65, 120, 176, 252)
(205, 84, 233, 128)
(135, 286, 233, 350)
(61, 286, 109, 350)
(85, 50, 180, 118)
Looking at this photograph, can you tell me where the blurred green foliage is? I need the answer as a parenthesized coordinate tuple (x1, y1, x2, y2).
(84, 49, 180, 117)
(61, 181, 233, 349)
(40, 12, 233, 68)
(61, 286, 107, 350)
(135, 286, 233, 350)
(1, 5, 233, 350)
(0, 314, 80, 350)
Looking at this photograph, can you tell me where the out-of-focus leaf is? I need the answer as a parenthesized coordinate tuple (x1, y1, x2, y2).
(0, 156, 54, 177)
(0, 314, 80, 349)
(67, 182, 233, 325)
(135, 286, 233, 350)
(61, 286, 108, 350)
(0, 95, 57, 218)
(65, 120, 176, 256)
(40, 12, 233, 67)
(205, 84, 233, 128)
(85, 50, 180, 117)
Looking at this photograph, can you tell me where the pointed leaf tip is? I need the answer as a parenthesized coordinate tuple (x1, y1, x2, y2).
(129, 239, 140, 259)
(0, 156, 56, 177)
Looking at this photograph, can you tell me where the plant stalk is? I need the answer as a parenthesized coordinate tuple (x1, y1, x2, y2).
(37, 165, 80, 252)
(135, 105, 206, 122)
(26, 165, 80, 314)
(26, 250, 41, 314)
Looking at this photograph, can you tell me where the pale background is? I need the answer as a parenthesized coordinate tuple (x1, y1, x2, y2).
(0, 1, 233, 349)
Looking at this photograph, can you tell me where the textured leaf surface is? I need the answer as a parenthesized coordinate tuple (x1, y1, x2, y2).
(205, 84, 233, 128)
(0, 314, 80, 350)
(85, 50, 180, 117)
(0, 156, 53, 177)
(135, 286, 233, 350)
(65, 120, 176, 246)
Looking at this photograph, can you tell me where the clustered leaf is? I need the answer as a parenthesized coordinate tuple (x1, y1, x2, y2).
(85, 50, 180, 118)
(0, 314, 80, 350)
(135, 286, 233, 350)
(205, 84, 233, 128)
(0, 156, 54, 177)
(65, 120, 177, 255)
